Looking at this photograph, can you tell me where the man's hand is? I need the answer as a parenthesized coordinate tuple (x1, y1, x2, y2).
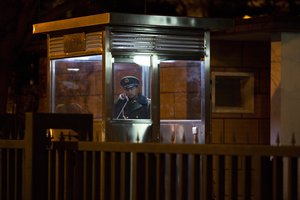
(119, 93, 128, 101)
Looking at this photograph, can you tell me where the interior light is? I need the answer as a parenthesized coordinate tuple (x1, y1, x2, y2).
(64, 55, 102, 61)
(67, 68, 80, 72)
(133, 55, 150, 66)
(161, 60, 176, 63)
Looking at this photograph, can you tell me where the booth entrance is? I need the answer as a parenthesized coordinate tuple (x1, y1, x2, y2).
(33, 13, 232, 143)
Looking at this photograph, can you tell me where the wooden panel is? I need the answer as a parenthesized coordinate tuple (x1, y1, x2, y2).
(243, 95, 270, 119)
(211, 119, 224, 144)
(258, 119, 270, 144)
(224, 119, 259, 144)
(211, 40, 242, 67)
(242, 41, 270, 68)
(160, 66, 187, 93)
(86, 95, 102, 119)
(160, 93, 175, 118)
(259, 68, 270, 94)
(174, 93, 187, 118)
(210, 40, 270, 147)
(211, 113, 242, 119)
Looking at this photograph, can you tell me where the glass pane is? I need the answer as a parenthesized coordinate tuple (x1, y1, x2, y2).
(160, 60, 203, 119)
(160, 60, 204, 143)
(113, 57, 151, 119)
(50, 55, 102, 119)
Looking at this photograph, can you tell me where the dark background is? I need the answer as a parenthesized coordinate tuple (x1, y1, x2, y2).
(0, 0, 299, 113)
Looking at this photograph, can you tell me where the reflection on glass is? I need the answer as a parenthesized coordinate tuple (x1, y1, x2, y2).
(50, 55, 102, 119)
(160, 60, 203, 119)
(113, 60, 151, 119)
(160, 60, 204, 143)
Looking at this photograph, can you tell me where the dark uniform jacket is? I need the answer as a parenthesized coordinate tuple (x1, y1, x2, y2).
(114, 95, 151, 119)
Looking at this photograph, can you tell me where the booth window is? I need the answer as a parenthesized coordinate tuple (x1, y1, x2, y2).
(159, 60, 203, 143)
(50, 55, 103, 119)
(160, 60, 202, 119)
(211, 71, 254, 113)
(112, 56, 151, 120)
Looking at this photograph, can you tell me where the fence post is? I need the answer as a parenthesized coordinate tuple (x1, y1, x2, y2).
(252, 156, 262, 200)
(202, 155, 213, 200)
(23, 112, 33, 200)
(130, 152, 137, 200)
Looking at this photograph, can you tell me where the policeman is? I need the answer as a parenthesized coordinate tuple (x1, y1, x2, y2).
(114, 76, 151, 119)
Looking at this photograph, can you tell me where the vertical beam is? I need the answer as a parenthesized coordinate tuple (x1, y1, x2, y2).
(151, 54, 161, 142)
(47, 150, 52, 200)
(177, 154, 183, 200)
(287, 157, 298, 200)
(6, 149, 10, 200)
(91, 152, 96, 200)
(252, 156, 261, 200)
(144, 154, 149, 200)
(188, 154, 196, 200)
(244, 156, 251, 200)
(63, 150, 67, 200)
(155, 153, 162, 200)
(130, 152, 137, 200)
(204, 31, 211, 143)
(24, 113, 33, 200)
(216, 155, 225, 200)
(83, 151, 87, 200)
(100, 151, 105, 200)
(202, 155, 213, 200)
(272, 156, 283, 200)
(55, 150, 59, 200)
(120, 152, 126, 200)
(231, 156, 238, 200)
(0, 149, 2, 199)
(165, 154, 174, 200)
(111, 152, 116, 200)
(14, 149, 18, 200)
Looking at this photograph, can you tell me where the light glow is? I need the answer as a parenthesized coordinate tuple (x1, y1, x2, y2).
(67, 68, 80, 72)
(243, 15, 251, 19)
(133, 55, 150, 66)
(63, 55, 102, 61)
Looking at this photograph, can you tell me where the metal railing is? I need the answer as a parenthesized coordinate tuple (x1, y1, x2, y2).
(47, 142, 299, 200)
(1, 113, 300, 200)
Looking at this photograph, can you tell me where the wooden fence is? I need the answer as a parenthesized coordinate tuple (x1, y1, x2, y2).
(0, 113, 300, 200)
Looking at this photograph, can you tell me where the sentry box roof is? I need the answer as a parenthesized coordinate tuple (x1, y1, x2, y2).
(33, 12, 233, 34)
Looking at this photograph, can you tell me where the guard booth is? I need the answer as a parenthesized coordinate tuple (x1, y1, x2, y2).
(33, 13, 232, 143)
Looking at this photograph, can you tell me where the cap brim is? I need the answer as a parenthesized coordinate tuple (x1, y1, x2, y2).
(123, 84, 137, 89)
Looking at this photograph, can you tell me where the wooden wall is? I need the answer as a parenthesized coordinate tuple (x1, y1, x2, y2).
(210, 40, 270, 144)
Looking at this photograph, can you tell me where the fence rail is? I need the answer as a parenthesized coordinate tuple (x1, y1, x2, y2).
(52, 142, 299, 200)
(0, 113, 300, 200)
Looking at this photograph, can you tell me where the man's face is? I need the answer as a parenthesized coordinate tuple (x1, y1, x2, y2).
(124, 86, 138, 99)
